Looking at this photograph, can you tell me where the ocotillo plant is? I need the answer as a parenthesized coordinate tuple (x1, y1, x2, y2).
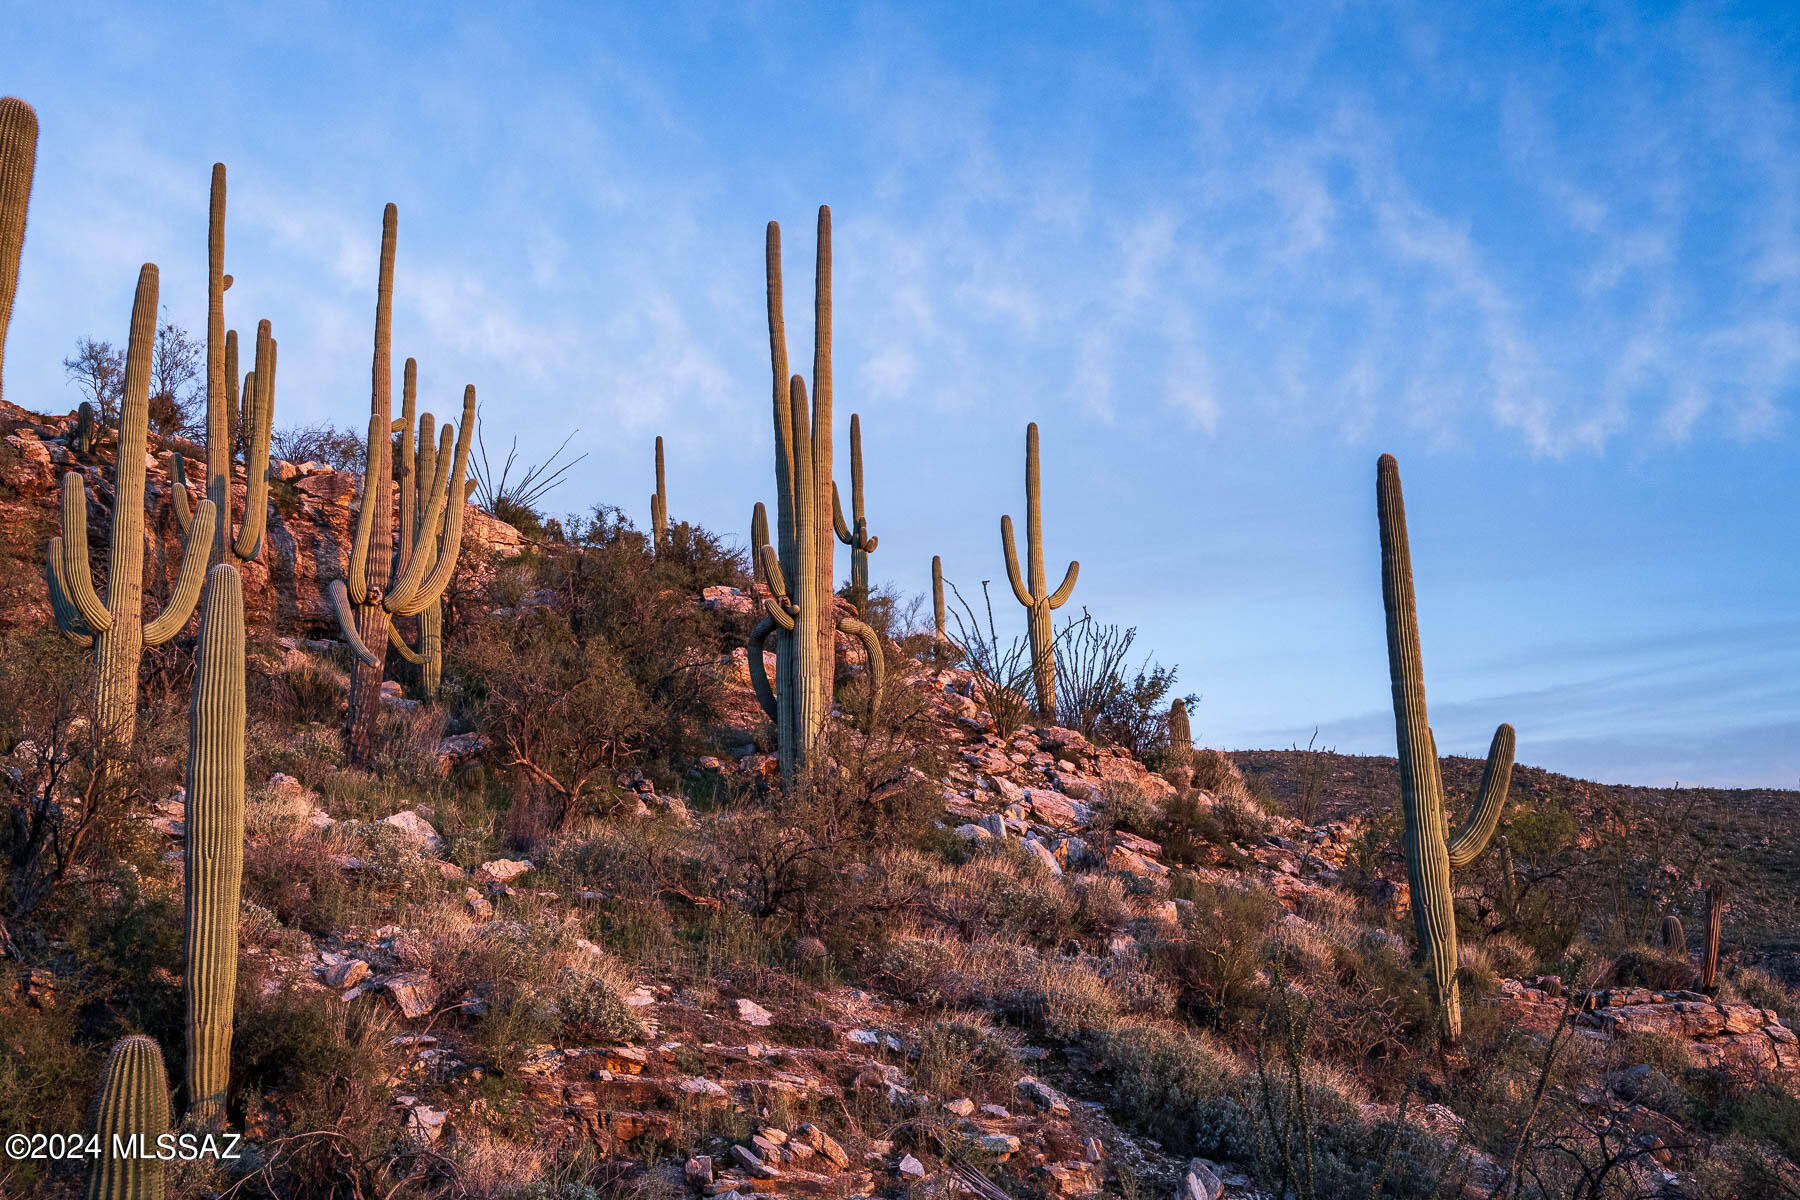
(171, 166, 276, 567)
(0, 96, 35, 405)
(1702, 883, 1724, 992)
(651, 435, 669, 553)
(1376, 453, 1516, 1044)
(85, 1035, 169, 1200)
(184, 564, 243, 1125)
(748, 373, 885, 783)
(1001, 422, 1079, 721)
(832, 412, 879, 602)
(932, 555, 946, 639)
(45, 265, 216, 753)
(1662, 914, 1686, 954)
(386, 380, 448, 697)
(323, 205, 478, 763)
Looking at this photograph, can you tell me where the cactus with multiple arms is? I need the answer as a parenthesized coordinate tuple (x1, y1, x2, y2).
(386, 372, 448, 697)
(0, 97, 35, 405)
(651, 435, 669, 553)
(832, 412, 879, 600)
(184, 564, 243, 1125)
(1376, 453, 1516, 1044)
(85, 1035, 170, 1200)
(324, 205, 477, 761)
(45, 265, 216, 752)
(1001, 422, 1079, 721)
(171, 166, 275, 566)
(747, 213, 883, 783)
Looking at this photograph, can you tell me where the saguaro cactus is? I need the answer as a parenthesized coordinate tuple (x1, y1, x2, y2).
(932, 555, 946, 639)
(1376, 453, 1516, 1044)
(386, 377, 449, 698)
(746, 213, 883, 784)
(1661, 914, 1686, 955)
(832, 413, 879, 601)
(184, 564, 243, 1125)
(171, 166, 276, 568)
(85, 1034, 169, 1200)
(324, 206, 477, 762)
(1702, 884, 1724, 992)
(1169, 698, 1192, 750)
(651, 435, 669, 553)
(73, 401, 97, 454)
(0, 96, 35, 405)
(45, 265, 216, 753)
(1001, 423, 1079, 721)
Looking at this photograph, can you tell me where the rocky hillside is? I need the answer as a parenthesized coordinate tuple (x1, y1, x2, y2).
(3, 396, 1797, 1200)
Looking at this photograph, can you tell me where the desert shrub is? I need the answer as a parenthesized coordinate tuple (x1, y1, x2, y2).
(1157, 789, 1229, 867)
(1607, 944, 1696, 991)
(914, 1017, 1019, 1102)
(943, 581, 1037, 739)
(271, 420, 364, 471)
(1094, 779, 1160, 841)
(1092, 1025, 1251, 1159)
(1190, 747, 1237, 792)
(1724, 964, 1799, 1026)
(1144, 882, 1281, 1029)
(1051, 609, 1184, 757)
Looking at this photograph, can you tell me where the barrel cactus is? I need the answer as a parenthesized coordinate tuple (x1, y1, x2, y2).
(1376, 453, 1516, 1044)
(170, 165, 276, 567)
(747, 212, 883, 784)
(85, 1035, 170, 1200)
(323, 205, 476, 762)
(45, 264, 216, 753)
(1661, 914, 1685, 954)
(832, 413, 879, 602)
(184, 564, 244, 1124)
(1001, 422, 1079, 720)
(0, 96, 36, 405)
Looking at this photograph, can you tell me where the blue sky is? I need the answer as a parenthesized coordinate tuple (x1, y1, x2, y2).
(6, 2, 1799, 786)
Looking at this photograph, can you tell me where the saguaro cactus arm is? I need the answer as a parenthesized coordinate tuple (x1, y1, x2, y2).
(56, 472, 116, 635)
(387, 621, 428, 665)
(747, 615, 779, 722)
(1000, 515, 1035, 609)
(751, 501, 769, 562)
(0, 97, 37, 405)
(385, 386, 476, 617)
(44, 538, 96, 648)
(932, 555, 945, 638)
(142, 499, 217, 646)
(230, 321, 276, 561)
(1445, 722, 1516, 869)
(328, 579, 381, 668)
(838, 614, 885, 724)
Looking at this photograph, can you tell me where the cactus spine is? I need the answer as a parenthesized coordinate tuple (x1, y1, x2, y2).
(1376, 454, 1515, 1044)
(183, 564, 243, 1125)
(171, 166, 275, 567)
(651, 435, 669, 553)
(1702, 883, 1723, 991)
(0, 97, 35, 405)
(932, 555, 946, 639)
(1001, 422, 1078, 721)
(325, 205, 477, 762)
(1661, 914, 1685, 954)
(85, 1035, 170, 1200)
(46, 265, 216, 753)
(747, 213, 883, 784)
(832, 412, 879, 602)
(386, 372, 448, 698)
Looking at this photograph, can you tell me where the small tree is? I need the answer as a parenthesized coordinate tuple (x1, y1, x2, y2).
(62, 336, 124, 423)
(149, 310, 202, 436)
(271, 421, 365, 472)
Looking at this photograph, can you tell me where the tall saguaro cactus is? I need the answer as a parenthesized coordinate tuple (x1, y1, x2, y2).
(832, 413, 879, 601)
(184, 564, 243, 1125)
(1376, 454, 1516, 1044)
(0, 96, 35, 405)
(1702, 884, 1724, 992)
(746, 212, 883, 784)
(386, 379, 449, 697)
(1001, 422, 1079, 721)
(651, 435, 669, 553)
(932, 555, 946, 639)
(46, 265, 216, 753)
(171, 166, 276, 567)
(85, 1035, 170, 1200)
(324, 205, 477, 762)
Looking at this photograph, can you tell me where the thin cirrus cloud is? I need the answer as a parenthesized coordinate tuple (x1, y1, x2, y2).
(3, 2, 1797, 785)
